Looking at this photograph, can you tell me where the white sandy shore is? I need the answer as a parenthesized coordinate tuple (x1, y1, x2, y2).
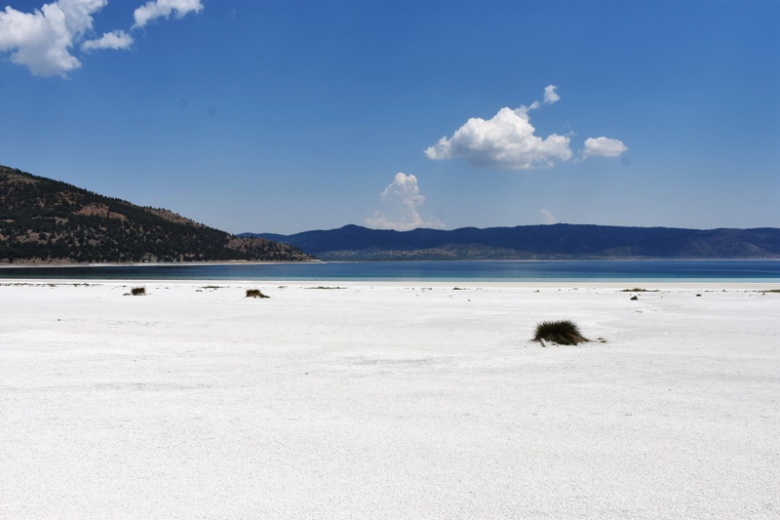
(1, 280, 779, 519)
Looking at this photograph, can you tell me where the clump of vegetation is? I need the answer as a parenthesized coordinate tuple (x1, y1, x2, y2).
(621, 288, 659, 293)
(306, 286, 346, 290)
(630, 295, 639, 301)
(246, 289, 269, 298)
(131, 287, 146, 296)
(534, 320, 589, 346)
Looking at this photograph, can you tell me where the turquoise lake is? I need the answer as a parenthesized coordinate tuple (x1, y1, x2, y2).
(2, 260, 780, 282)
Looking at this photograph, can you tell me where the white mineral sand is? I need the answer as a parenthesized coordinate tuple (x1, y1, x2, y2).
(1, 280, 778, 519)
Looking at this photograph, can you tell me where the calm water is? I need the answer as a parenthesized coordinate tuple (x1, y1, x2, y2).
(2, 260, 780, 282)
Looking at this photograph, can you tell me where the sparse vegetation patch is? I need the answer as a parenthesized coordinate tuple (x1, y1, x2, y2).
(246, 289, 269, 298)
(131, 287, 146, 296)
(534, 320, 589, 346)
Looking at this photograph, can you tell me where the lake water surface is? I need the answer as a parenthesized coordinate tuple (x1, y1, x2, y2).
(2, 260, 780, 282)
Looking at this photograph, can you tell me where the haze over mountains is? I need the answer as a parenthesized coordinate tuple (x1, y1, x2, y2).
(242, 225, 780, 261)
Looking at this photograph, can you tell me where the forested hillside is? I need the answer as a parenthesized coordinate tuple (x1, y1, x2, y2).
(0, 165, 313, 264)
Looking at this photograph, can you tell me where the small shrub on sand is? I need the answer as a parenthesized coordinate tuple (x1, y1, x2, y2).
(130, 287, 146, 296)
(534, 320, 589, 346)
(246, 289, 269, 299)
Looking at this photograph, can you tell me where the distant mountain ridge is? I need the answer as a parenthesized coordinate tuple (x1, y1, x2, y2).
(241, 224, 780, 260)
(0, 165, 313, 264)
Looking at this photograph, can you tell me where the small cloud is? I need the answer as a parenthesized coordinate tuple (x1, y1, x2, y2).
(543, 84, 560, 104)
(0, 0, 108, 77)
(583, 137, 629, 158)
(365, 172, 444, 231)
(424, 105, 572, 170)
(540, 208, 557, 225)
(82, 29, 133, 51)
(133, 0, 203, 29)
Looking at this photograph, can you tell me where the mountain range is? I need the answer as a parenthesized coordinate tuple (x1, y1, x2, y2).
(3, 163, 779, 264)
(242, 224, 780, 260)
(0, 165, 313, 264)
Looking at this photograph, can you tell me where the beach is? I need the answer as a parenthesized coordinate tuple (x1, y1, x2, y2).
(1, 280, 779, 519)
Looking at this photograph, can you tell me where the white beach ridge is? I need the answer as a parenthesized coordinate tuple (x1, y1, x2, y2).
(1, 281, 778, 519)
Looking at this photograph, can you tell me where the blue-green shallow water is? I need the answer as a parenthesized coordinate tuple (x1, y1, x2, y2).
(1, 260, 780, 282)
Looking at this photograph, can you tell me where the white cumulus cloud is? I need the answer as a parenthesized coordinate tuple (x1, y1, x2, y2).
(1, 0, 204, 77)
(583, 136, 628, 157)
(425, 85, 629, 170)
(82, 29, 132, 50)
(424, 106, 572, 170)
(543, 84, 560, 104)
(133, 0, 203, 29)
(0, 0, 107, 76)
(365, 172, 444, 231)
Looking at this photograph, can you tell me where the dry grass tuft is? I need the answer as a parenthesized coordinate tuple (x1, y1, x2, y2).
(130, 287, 146, 296)
(534, 320, 589, 346)
(246, 289, 269, 299)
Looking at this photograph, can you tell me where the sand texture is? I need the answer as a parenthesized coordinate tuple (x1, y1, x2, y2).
(1, 281, 779, 519)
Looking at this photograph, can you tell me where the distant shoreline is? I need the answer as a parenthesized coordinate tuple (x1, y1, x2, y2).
(0, 260, 323, 268)
(3, 257, 780, 269)
(2, 279, 778, 291)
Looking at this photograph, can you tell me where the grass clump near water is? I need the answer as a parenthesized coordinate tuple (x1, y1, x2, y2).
(534, 320, 589, 346)
(130, 287, 146, 296)
(621, 288, 659, 293)
(246, 289, 269, 299)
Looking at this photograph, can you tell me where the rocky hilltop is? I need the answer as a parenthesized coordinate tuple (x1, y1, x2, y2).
(0, 165, 313, 264)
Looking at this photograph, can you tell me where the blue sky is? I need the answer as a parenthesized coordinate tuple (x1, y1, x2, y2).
(1, 0, 778, 234)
